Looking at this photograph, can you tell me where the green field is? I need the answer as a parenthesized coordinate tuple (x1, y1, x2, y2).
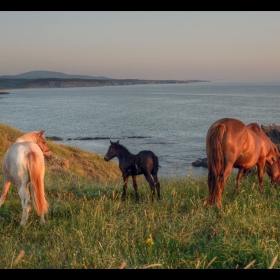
(0, 123, 279, 269)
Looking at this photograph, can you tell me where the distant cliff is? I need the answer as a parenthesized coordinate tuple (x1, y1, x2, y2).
(0, 78, 210, 90)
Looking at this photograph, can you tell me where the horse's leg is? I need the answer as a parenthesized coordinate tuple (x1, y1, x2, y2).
(132, 175, 139, 201)
(216, 163, 232, 209)
(0, 179, 11, 207)
(18, 182, 31, 226)
(256, 162, 265, 190)
(243, 169, 250, 177)
(207, 171, 216, 205)
(233, 168, 244, 194)
(122, 175, 129, 201)
(143, 172, 156, 202)
(152, 173, 160, 200)
(40, 216, 46, 224)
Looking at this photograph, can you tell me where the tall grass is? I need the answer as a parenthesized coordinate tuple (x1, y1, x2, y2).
(0, 123, 280, 269)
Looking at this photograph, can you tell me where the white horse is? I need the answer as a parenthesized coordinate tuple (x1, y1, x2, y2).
(0, 130, 52, 226)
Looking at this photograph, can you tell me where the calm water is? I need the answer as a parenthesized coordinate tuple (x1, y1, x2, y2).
(0, 81, 280, 178)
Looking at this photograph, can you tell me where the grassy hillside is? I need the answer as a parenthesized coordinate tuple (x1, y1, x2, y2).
(0, 123, 280, 269)
(0, 122, 121, 182)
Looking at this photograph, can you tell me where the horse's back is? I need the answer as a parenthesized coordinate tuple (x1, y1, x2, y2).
(209, 118, 247, 137)
(247, 122, 275, 145)
(207, 118, 247, 154)
(4, 141, 44, 161)
(137, 150, 158, 161)
(2, 142, 44, 185)
(136, 150, 159, 172)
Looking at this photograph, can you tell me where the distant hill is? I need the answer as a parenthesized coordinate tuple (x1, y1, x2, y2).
(0, 70, 111, 80)
(0, 70, 210, 90)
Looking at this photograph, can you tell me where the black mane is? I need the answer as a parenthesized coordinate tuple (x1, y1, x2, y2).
(114, 142, 131, 154)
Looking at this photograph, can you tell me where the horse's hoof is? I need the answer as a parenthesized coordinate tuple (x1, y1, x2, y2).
(215, 203, 221, 210)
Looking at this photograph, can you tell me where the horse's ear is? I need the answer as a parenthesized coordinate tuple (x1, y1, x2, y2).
(110, 140, 113, 144)
(117, 140, 119, 144)
(39, 130, 45, 136)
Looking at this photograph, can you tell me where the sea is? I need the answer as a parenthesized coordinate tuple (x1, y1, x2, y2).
(0, 81, 279, 178)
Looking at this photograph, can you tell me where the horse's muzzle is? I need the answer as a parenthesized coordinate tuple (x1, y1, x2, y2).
(104, 156, 109, 161)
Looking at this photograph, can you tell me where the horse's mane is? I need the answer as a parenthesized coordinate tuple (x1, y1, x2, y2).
(15, 131, 39, 143)
(248, 123, 279, 159)
(114, 142, 131, 154)
(247, 122, 261, 132)
(15, 130, 47, 144)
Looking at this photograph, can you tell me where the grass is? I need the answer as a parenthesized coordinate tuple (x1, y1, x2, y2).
(0, 123, 280, 269)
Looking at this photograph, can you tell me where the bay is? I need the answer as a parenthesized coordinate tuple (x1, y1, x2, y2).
(0, 81, 280, 178)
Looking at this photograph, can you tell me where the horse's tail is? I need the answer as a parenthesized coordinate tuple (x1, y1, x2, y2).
(206, 122, 226, 207)
(27, 151, 49, 216)
(151, 152, 160, 173)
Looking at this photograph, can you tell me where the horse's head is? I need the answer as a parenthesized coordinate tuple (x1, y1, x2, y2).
(266, 153, 280, 186)
(104, 140, 119, 162)
(36, 130, 52, 161)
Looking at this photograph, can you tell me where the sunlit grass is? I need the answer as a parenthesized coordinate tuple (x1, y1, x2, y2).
(0, 123, 280, 268)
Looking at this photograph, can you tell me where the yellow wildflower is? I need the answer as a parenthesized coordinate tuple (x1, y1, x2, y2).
(146, 237, 154, 245)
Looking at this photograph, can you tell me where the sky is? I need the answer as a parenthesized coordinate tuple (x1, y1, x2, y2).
(1, 11, 280, 82)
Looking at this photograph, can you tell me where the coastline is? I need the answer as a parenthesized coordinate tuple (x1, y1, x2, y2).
(0, 78, 210, 91)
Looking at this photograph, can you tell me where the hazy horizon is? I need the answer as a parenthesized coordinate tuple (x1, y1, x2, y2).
(1, 11, 280, 83)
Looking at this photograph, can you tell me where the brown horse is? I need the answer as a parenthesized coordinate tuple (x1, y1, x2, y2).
(0, 130, 52, 226)
(206, 118, 280, 209)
